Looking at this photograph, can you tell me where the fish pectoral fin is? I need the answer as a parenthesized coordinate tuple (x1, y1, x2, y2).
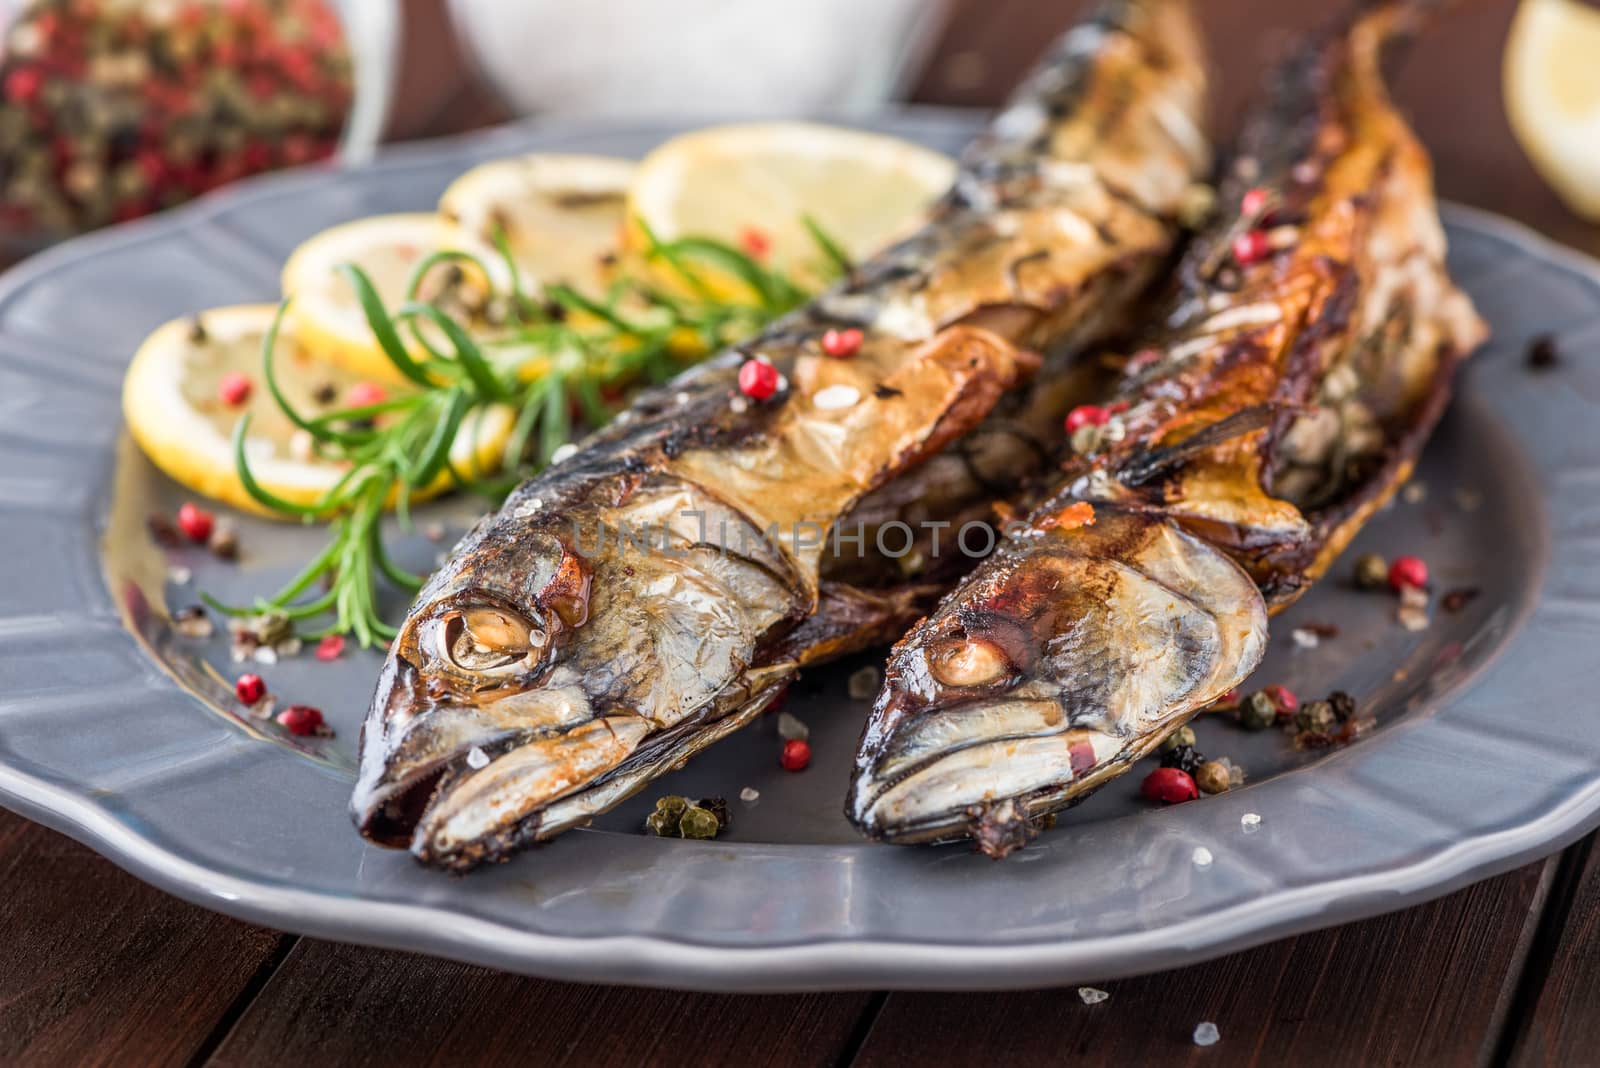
(864, 324, 1041, 485)
(1118, 404, 1282, 487)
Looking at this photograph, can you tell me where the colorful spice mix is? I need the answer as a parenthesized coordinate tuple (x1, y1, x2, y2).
(0, 0, 354, 244)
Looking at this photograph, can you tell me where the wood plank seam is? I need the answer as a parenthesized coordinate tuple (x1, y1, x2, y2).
(181, 933, 299, 1068)
(1494, 833, 1598, 1067)
(835, 991, 889, 1068)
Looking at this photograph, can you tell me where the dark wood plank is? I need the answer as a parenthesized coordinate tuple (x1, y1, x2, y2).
(203, 938, 876, 1068)
(852, 860, 1552, 1067)
(0, 809, 288, 1068)
(1505, 835, 1600, 1067)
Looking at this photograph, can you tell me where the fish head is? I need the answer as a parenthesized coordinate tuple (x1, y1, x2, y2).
(353, 471, 807, 866)
(353, 500, 594, 846)
(846, 505, 1267, 852)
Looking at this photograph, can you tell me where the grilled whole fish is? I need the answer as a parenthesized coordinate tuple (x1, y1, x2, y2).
(352, 0, 1211, 870)
(848, 0, 1487, 853)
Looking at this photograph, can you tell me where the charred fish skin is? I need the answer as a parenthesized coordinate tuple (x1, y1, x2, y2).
(848, 0, 1485, 854)
(352, 0, 1211, 871)
(1093, 0, 1486, 605)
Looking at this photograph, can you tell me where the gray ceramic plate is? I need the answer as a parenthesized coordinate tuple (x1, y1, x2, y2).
(1, 113, 1597, 992)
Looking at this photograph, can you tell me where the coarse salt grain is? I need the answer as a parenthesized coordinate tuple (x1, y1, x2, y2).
(1193, 1022, 1220, 1047)
(1241, 812, 1262, 832)
(1078, 987, 1109, 1005)
(1291, 627, 1319, 649)
(466, 746, 490, 770)
(1402, 482, 1427, 504)
(167, 565, 193, 586)
(812, 384, 861, 411)
(739, 787, 760, 804)
(252, 645, 278, 665)
(1192, 846, 1214, 868)
(729, 396, 750, 414)
(549, 443, 578, 465)
(777, 711, 809, 741)
(675, 391, 691, 406)
(847, 665, 881, 700)
(1397, 584, 1431, 631)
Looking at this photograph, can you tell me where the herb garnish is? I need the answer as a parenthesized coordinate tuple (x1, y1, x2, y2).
(203, 219, 845, 645)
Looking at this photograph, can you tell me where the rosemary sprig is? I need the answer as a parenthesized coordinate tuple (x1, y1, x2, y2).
(216, 223, 841, 645)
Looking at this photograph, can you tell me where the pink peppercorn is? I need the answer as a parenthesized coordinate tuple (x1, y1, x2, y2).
(737, 359, 780, 401)
(1141, 767, 1198, 804)
(277, 704, 325, 736)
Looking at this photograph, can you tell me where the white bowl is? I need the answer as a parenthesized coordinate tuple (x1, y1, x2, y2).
(448, 0, 951, 117)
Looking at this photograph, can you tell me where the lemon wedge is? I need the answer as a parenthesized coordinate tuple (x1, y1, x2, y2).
(625, 122, 956, 290)
(439, 154, 636, 295)
(1505, 0, 1600, 219)
(280, 213, 512, 384)
(123, 304, 514, 516)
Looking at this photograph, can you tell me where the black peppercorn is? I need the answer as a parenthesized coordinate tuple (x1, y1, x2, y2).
(1159, 744, 1205, 775)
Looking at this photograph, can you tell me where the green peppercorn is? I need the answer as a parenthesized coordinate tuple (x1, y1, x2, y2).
(1353, 552, 1389, 590)
(1195, 761, 1232, 794)
(644, 795, 689, 836)
(1295, 699, 1338, 734)
(677, 804, 721, 839)
(1160, 725, 1197, 752)
(1240, 690, 1278, 731)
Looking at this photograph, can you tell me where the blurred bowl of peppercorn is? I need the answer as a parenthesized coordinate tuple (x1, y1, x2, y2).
(0, 0, 397, 254)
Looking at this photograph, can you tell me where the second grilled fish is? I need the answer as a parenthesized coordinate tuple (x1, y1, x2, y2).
(848, 0, 1488, 854)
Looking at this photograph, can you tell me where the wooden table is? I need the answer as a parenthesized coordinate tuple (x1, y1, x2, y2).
(5, 1, 1600, 1064)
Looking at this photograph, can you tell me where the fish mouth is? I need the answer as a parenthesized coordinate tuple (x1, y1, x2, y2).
(352, 699, 655, 868)
(350, 646, 624, 864)
(845, 695, 1164, 849)
(352, 646, 795, 870)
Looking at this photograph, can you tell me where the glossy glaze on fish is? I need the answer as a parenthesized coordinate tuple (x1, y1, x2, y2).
(352, 0, 1211, 870)
(848, 1, 1487, 854)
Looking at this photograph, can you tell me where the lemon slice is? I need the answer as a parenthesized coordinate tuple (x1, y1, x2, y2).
(439, 154, 636, 295)
(1505, 0, 1600, 219)
(281, 213, 512, 384)
(626, 121, 956, 290)
(123, 304, 514, 516)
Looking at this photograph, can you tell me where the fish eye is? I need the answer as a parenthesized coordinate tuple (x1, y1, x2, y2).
(928, 636, 1011, 688)
(433, 606, 546, 676)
